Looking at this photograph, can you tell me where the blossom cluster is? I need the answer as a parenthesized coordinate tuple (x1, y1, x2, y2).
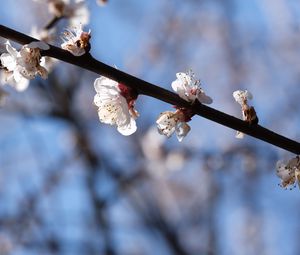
(92, 70, 213, 141)
(0, 0, 92, 91)
(156, 70, 212, 142)
(0, 0, 296, 191)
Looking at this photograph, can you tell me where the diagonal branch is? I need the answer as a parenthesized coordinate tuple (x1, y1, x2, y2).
(0, 24, 299, 154)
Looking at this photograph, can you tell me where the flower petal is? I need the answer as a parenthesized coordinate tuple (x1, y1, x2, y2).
(117, 117, 137, 136)
(175, 121, 190, 142)
(27, 41, 50, 50)
(156, 111, 177, 138)
(0, 53, 16, 71)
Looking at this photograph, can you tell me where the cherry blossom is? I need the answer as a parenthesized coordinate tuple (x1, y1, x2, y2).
(171, 70, 212, 104)
(93, 76, 139, 136)
(30, 26, 57, 71)
(276, 155, 300, 189)
(233, 90, 253, 107)
(156, 108, 193, 142)
(61, 25, 91, 56)
(233, 89, 258, 139)
(0, 41, 49, 91)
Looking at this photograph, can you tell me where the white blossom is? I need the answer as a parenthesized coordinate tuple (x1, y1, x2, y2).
(33, 0, 89, 26)
(31, 26, 57, 71)
(93, 76, 138, 136)
(276, 155, 300, 189)
(61, 25, 91, 56)
(156, 110, 191, 142)
(0, 41, 49, 91)
(171, 70, 212, 104)
(233, 90, 253, 107)
(233, 89, 258, 139)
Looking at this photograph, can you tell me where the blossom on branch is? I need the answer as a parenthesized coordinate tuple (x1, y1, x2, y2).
(233, 89, 258, 138)
(156, 108, 193, 142)
(61, 25, 91, 56)
(171, 70, 212, 104)
(276, 155, 300, 189)
(93, 76, 139, 136)
(33, 0, 89, 26)
(156, 70, 207, 142)
(0, 41, 49, 91)
(31, 26, 57, 71)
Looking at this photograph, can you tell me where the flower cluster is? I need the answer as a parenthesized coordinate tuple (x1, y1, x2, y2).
(157, 70, 212, 142)
(276, 155, 300, 189)
(0, 41, 49, 91)
(61, 25, 91, 56)
(233, 90, 258, 138)
(93, 76, 139, 136)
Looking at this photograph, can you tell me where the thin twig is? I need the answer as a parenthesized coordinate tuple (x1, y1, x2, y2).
(44, 16, 63, 30)
(0, 24, 299, 154)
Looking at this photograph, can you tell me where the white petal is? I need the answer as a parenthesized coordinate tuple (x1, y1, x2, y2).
(94, 76, 118, 93)
(97, 101, 120, 125)
(14, 77, 30, 91)
(0, 53, 16, 71)
(117, 117, 137, 136)
(27, 41, 50, 50)
(16, 66, 35, 80)
(5, 41, 18, 58)
(97, 96, 130, 126)
(276, 161, 293, 181)
(233, 90, 252, 105)
(235, 131, 244, 139)
(7, 71, 30, 91)
(176, 72, 191, 83)
(93, 94, 102, 107)
(171, 79, 189, 101)
(61, 42, 86, 56)
(156, 111, 177, 138)
(115, 96, 132, 126)
(175, 121, 191, 142)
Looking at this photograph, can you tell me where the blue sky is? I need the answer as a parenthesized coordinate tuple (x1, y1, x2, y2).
(1, 1, 300, 254)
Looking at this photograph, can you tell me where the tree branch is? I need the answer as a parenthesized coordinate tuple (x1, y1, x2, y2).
(0, 24, 299, 154)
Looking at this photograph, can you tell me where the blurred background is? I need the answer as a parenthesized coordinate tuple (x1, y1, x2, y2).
(0, 0, 300, 254)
